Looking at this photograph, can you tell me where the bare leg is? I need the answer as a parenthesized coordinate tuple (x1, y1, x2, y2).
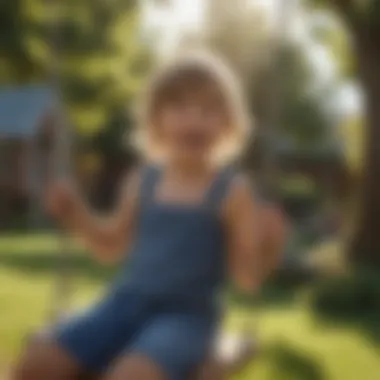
(103, 354, 166, 380)
(12, 335, 84, 380)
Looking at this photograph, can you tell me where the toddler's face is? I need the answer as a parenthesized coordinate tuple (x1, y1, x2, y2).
(154, 82, 229, 165)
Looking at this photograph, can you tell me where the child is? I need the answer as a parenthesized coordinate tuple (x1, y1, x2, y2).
(14, 51, 259, 380)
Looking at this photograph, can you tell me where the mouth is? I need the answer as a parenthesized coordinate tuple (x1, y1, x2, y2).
(181, 133, 208, 148)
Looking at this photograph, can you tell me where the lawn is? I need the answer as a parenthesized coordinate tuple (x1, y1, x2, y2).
(0, 234, 379, 379)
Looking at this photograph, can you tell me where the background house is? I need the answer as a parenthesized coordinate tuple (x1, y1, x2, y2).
(0, 84, 57, 229)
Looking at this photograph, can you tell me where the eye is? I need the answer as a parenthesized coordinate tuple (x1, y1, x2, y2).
(204, 102, 222, 117)
(169, 96, 183, 108)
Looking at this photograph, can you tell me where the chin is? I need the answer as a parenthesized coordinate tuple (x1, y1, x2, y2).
(187, 150, 209, 160)
(175, 150, 209, 165)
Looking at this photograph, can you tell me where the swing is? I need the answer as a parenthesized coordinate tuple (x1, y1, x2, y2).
(27, 1, 290, 377)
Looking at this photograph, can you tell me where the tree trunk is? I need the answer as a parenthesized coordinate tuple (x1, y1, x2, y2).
(348, 33, 380, 267)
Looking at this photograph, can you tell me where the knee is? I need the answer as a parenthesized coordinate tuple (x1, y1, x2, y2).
(194, 359, 225, 380)
(13, 341, 47, 380)
(13, 334, 77, 380)
(104, 354, 165, 380)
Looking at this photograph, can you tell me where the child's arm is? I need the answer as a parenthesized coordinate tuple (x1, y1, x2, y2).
(256, 204, 287, 281)
(222, 175, 261, 293)
(47, 169, 141, 264)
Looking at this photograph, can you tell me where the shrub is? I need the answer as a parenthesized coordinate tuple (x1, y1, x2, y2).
(310, 270, 380, 321)
(262, 342, 326, 380)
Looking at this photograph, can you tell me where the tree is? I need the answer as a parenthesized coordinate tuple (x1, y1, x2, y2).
(310, 10, 355, 78)
(196, 1, 338, 169)
(307, 0, 380, 266)
(252, 41, 343, 210)
(203, 0, 272, 83)
(339, 115, 364, 176)
(250, 42, 334, 145)
(0, 0, 45, 82)
(0, 0, 148, 136)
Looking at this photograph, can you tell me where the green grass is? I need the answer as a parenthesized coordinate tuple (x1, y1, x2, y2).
(1, 234, 379, 379)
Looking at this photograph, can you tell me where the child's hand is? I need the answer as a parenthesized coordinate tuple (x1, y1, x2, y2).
(250, 277, 262, 295)
(46, 180, 78, 223)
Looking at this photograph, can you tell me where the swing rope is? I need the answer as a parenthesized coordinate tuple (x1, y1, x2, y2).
(48, 0, 73, 327)
(223, 3, 294, 362)
(259, 0, 293, 196)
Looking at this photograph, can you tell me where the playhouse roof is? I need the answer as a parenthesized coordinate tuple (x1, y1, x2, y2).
(0, 84, 55, 139)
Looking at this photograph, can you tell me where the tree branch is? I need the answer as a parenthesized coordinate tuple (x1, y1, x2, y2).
(331, 0, 362, 31)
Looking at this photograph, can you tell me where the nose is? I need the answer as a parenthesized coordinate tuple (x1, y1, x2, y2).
(186, 105, 203, 120)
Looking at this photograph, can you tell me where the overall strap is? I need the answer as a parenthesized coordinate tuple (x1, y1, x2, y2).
(140, 165, 161, 204)
(204, 166, 236, 210)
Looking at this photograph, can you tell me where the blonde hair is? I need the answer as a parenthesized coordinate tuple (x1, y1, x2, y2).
(133, 50, 253, 165)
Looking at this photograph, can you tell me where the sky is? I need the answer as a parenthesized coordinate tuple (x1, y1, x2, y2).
(141, 0, 204, 51)
(142, 0, 361, 117)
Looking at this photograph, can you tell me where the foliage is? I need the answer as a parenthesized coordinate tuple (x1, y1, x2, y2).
(0, 0, 150, 135)
(202, 0, 272, 83)
(250, 40, 342, 204)
(260, 342, 326, 380)
(309, 12, 355, 77)
(269, 44, 334, 148)
(311, 270, 380, 320)
(198, 0, 341, 177)
(305, 0, 380, 29)
(339, 115, 364, 174)
(305, 0, 380, 267)
(86, 109, 137, 208)
(306, 239, 348, 275)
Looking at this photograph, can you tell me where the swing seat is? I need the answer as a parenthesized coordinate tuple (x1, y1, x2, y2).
(27, 327, 258, 378)
(214, 331, 258, 373)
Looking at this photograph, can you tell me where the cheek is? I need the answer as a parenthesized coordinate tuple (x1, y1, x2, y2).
(204, 118, 229, 141)
(157, 112, 183, 139)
